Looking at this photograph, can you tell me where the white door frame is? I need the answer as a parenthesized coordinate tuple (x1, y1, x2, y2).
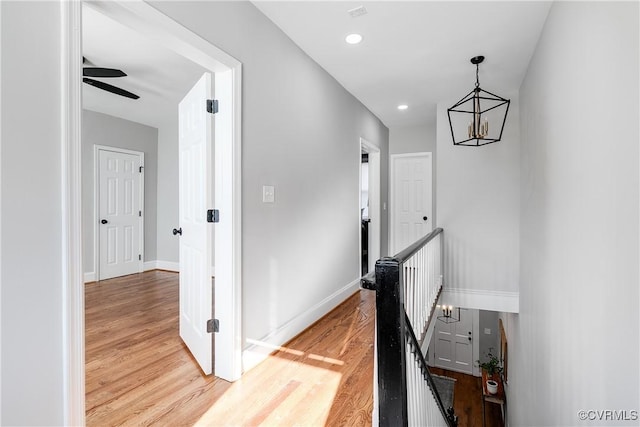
(389, 152, 433, 255)
(359, 138, 381, 275)
(94, 145, 145, 281)
(62, 1, 243, 423)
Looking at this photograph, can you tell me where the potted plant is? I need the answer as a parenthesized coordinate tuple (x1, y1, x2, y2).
(477, 349, 502, 395)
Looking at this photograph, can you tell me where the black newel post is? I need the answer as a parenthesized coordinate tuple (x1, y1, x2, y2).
(375, 257, 408, 427)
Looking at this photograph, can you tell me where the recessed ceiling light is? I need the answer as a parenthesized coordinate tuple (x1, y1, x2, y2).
(345, 33, 363, 45)
(398, 104, 408, 110)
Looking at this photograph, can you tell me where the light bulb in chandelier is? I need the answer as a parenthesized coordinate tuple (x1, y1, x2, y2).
(468, 117, 489, 139)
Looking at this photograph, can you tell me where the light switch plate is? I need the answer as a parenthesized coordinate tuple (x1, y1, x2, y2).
(262, 185, 275, 203)
(484, 328, 491, 335)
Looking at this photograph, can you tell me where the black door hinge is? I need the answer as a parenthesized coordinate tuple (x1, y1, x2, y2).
(207, 209, 219, 223)
(139, 166, 144, 173)
(207, 99, 219, 114)
(207, 319, 219, 333)
(138, 254, 142, 261)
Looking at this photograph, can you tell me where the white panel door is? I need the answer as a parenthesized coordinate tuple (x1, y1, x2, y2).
(430, 308, 474, 374)
(179, 73, 214, 375)
(390, 153, 432, 255)
(98, 149, 143, 280)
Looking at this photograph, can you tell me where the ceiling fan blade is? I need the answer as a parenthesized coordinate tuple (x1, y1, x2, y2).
(83, 78, 140, 100)
(83, 67, 127, 78)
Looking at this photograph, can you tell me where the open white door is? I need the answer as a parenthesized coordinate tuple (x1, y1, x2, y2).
(178, 72, 214, 375)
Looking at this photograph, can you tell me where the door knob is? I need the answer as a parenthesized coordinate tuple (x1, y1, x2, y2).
(173, 227, 182, 236)
(101, 219, 108, 224)
(423, 216, 428, 221)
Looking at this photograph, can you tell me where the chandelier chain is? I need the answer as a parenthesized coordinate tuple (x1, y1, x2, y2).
(475, 63, 480, 88)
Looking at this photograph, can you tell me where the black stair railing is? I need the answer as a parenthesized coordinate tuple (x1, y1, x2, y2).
(362, 228, 457, 427)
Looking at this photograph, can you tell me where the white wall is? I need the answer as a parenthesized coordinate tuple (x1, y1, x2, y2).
(436, 94, 520, 312)
(149, 1, 389, 365)
(389, 121, 436, 156)
(506, 2, 639, 425)
(1, 2, 65, 424)
(156, 118, 180, 266)
(82, 110, 159, 275)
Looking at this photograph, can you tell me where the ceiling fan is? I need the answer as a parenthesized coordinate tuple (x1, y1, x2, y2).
(83, 57, 140, 100)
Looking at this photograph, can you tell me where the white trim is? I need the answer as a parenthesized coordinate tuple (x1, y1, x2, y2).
(441, 288, 520, 313)
(84, 261, 186, 283)
(61, 1, 85, 425)
(79, 0, 243, 383)
(143, 261, 157, 272)
(389, 152, 433, 255)
(242, 278, 361, 372)
(360, 138, 381, 274)
(154, 260, 180, 272)
(94, 145, 145, 280)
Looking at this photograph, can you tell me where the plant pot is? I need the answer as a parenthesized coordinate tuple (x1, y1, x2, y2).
(486, 380, 498, 395)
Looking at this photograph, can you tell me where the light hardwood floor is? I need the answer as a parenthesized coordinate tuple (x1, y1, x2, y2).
(86, 270, 502, 426)
(85, 270, 374, 426)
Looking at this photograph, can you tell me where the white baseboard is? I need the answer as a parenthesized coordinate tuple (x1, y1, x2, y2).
(242, 277, 361, 372)
(154, 260, 179, 272)
(85, 261, 216, 281)
(143, 261, 157, 271)
(441, 287, 519, 313)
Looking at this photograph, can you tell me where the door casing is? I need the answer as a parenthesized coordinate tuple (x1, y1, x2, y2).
(62, 1, 243, 423)
(360, 138, 381, 275)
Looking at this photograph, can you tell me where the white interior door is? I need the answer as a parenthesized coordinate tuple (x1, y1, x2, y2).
(178, 72, 214, 375)
(390, 153, 432, 255)
(98, 148, 143, 280)
(430, 308, 474, 374)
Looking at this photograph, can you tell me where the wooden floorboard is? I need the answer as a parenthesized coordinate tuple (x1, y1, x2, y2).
(86, 270, 502, 426)
(85, 271, 374, 426)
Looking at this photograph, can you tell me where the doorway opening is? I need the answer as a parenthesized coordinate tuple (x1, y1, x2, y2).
(63, 1, 243, 422)
(359, 138, 381, 276)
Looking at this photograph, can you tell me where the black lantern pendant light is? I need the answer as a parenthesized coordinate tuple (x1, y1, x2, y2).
(447, 56, 510, 147)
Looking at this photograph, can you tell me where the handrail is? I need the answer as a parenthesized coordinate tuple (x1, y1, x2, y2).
(369, 227, 453, 427)
(393, 228, 443, 263)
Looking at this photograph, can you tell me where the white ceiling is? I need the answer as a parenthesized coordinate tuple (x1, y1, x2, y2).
(253, 1, 552, 127)
(82, 5, 207, 129)
(83, 1, 552, 130)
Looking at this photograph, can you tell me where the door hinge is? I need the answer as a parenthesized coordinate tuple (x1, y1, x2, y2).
(207, 319, 219, 333)
(139, 210, 142, 217)
(207, 209, 219, 223)
(139, 166, 144, 173)
(206, 99, 219, 114)
(138, 254, 142, 261)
